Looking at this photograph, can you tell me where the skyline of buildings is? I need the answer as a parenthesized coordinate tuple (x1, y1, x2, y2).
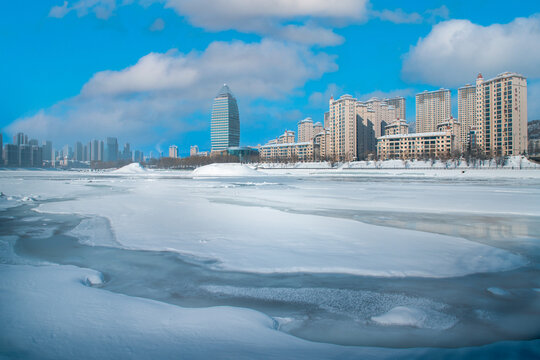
(260, 71, 530, 162)
(1, 70, 534, 167)
(0, 132, 145, 168)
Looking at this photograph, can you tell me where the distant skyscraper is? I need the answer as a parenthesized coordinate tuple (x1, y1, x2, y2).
(416, 89, 451, 133)
(14, 132, 28, 146)
(169, 145, 178, 158)
(42, 141, 53, 161)
(211, 84, 240, 152)
(190, 145, 199, 156)
(123, 143, 131, 161)
(106, 137, 118, 161)
(74, 141, 83, 161)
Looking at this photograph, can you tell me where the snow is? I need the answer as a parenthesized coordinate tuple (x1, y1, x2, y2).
(112, 162, 147, 174)
(0, 263, 397, 359)
(33, 174, 528, 278)
(371, 306, 456, 330)
(192, 163, 263, 177)
(487, 287, 511, 297)
(84, 272, 104, 286)
(1, 169, 540, 358)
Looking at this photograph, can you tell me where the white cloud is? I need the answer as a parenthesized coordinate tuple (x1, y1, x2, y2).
(356, 88, 416, 102)
(163, 0, 369, 28)
(48, 0, 117, 19)
(373, 9, 422, 24)
(161, 0, 368, 46)
(149, 17, 165, 31)
(49, 1, 70, 18)
(402, 14, 540, 87)
(48, 0, 368, 46)
(7, 40, 337, 147)
(308, 83, 342, 108)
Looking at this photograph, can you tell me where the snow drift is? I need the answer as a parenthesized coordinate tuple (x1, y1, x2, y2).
(112, 163, 147, 174)
(192, 163, 263, 177)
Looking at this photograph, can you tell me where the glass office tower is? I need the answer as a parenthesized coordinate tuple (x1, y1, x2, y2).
(211, 84, 240, 152)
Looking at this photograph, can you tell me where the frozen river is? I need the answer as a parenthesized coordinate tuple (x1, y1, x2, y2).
(1, 166, 540, 359)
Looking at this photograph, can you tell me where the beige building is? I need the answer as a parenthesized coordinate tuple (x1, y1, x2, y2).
(358, 98, 397, 138)
(327, 95, 358, 161)
(168, 145, 178, 158)
(458, 84, 476, 149)
(475, 72, 528, 156)
(315, 129, 331, 160)
(298, 117, 314, 143)
(297, 118, 323, 143)
(436, 117, 462, 152)
(190, 145, 198, 156)
(277, 130, 295, 144)
(313, 122, 323, 136)
(377, 131, 456, 160)
(384, 97, 406, 120)
(384, 119, 409, 136)
(416, 89, 451, 133)
(259, 142, 314, 162)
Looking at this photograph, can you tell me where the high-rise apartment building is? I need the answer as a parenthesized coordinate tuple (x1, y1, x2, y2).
(313, 122, 323, 136)
(458, 84, 476, 150)
(384, 97, 406, 120)
(357, 98, 397, 138)
(169, 145, 178, 158)
(416, 89, 451, 133)
(328, 95, 358, 161)
(211, 84, 240, 152)
(190, 145, 199, 156)
(475, 72, 528, 156)
(298, 118, 314, 143)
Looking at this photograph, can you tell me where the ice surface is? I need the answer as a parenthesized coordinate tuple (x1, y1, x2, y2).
(192, 163, 263, 177)
(203, 285, 458, 330)
(0, 263, 402, 359)
(1, 170, 540, 358)
(32, 173, 529, 278)
(69, 217, 120, 247)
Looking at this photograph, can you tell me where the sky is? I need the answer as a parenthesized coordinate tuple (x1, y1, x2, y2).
(1, 0, 540, 156)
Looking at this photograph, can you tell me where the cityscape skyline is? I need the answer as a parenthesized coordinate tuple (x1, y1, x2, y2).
(1, 70, 532, 166)
(1, 1, 540, 156)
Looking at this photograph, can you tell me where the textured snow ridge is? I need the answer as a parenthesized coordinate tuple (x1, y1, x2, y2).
(192, 163, 263, 177)
(112, 163, 147, 174)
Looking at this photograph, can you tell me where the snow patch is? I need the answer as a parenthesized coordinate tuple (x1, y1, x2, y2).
(371, 306, 455, 329)
(112, 163, 147, 174)
(192, 163, 263, 177)
(487, 287, 511, 297)
(84, 273, 104, 286)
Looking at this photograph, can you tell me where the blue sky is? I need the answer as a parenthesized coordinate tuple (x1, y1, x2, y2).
(2, 1, 539, 156)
